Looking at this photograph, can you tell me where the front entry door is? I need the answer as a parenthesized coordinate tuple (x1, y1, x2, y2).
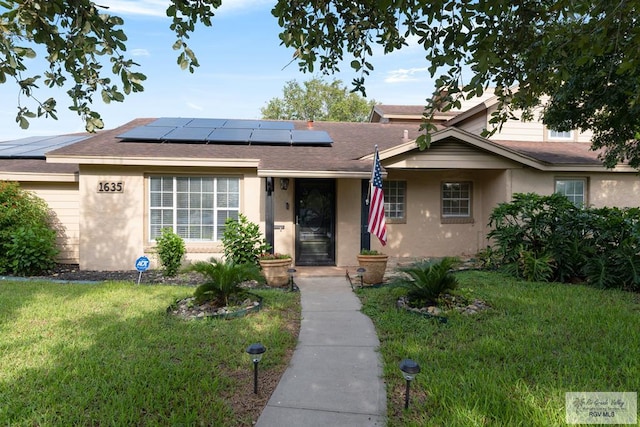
(295, 179, 335, 266)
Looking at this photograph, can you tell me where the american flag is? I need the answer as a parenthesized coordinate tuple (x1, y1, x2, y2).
(367, 147, 387, 246)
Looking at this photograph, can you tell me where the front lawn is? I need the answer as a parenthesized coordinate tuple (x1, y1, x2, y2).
(0, 281, 300, 426)
(358, 271, 640, 426)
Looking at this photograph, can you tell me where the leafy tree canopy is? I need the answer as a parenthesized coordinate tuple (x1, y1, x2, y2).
(3, 1, 640, 168)
(0, 0, 216, 132)
(261, 78, 375, 122)
(273, 0, 640, 168)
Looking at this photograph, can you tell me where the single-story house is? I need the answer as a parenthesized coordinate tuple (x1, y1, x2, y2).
(1, 94, 638, 271)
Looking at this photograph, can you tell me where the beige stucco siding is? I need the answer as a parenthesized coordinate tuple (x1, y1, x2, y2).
(77, 165, 262, 271)
(510, 169, 640, 208)
(78, 165, 145, 270)
(22, 182, 80, 264)
(335, 179, 363, 267)
(374, 170, 507, 259)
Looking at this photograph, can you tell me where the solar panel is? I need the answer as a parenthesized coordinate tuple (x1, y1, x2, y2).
(207, 128, 253, 143)
(164, 127, 213, 141)
(258, 121, 295, 130)
(222, 119, 262, 129)
(185, 118, 228, 128)
(148, 118, 193, 127)
(250, 129, 291, 145)
(0, 135, 89, 158)
(117, 126, 175, 141)
(115, 118, 331, 147)
(291, 130, 333, 146)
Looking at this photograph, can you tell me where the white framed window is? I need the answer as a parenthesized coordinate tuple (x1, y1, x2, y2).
(149, 176, 240, 241)
(383, 180, 406, 223)
(555, 178, 587, 206)
(549, 129, 573, 140)
(442, 182, 472, 221)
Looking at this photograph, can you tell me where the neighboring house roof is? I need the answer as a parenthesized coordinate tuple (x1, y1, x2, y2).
(369, 104, 457, 123)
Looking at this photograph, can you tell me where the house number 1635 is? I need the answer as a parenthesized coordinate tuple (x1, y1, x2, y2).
(98, 181, 124, 193)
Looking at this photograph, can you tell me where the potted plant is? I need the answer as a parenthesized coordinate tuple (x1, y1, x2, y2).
(259, 253, 292, 287)
(357, 249, 389, 285)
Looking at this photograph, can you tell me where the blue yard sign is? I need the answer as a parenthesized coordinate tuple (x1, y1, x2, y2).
(135, 256, 150, 284)
(135, 256, 150, 272)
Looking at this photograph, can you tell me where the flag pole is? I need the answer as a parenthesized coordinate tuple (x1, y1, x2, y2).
(366, 145, 377, 205)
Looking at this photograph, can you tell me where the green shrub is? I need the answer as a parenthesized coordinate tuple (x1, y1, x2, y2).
(360, 249, 383, 255)
(221, 214, 271, 266)
(154, 227, 185, 277)
(0, 181, 59, 275)
(6, 226, 58, 276)
(487, 192, 640, 289)
(503, 248, 555, 282)
(389, 257, 459, 306)
(184, 258, 264, 306)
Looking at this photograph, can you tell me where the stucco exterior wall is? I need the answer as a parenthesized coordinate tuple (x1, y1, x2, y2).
(22, 182, 80, 264)
(375, 169, 507, 259)
(510, 168, 640, 208)
(78, 165, 145, 270)
(335, 178, 363, 267)
(77, 165, 261, 271)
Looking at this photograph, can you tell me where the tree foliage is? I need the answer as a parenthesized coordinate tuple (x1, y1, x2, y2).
(4, 1, 640, 168)
(0, 0, 218, 132)
(261, 78, 375, 122)
(272, 0, 640, 168)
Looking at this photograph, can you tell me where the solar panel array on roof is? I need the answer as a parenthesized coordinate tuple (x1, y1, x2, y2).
(117, 118, 331, 146)
(0, 135, 89, 159)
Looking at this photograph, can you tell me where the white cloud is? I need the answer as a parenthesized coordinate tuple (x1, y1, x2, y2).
(186, 102, 204, 111)
(384, 67, 430, 83)
(99, 0, 271, 17)
(131, 48, 150, 56)
(99, 0, 168, 17)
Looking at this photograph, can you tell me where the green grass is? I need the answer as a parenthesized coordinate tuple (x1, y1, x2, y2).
(358, 271, 640, 426)
(0, 280, 300, 426)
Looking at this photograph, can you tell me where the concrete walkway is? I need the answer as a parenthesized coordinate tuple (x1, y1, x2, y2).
(256, 276, 387, 426)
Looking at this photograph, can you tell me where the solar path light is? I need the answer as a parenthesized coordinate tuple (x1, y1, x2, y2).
(287, 268, 297, 292)
(399, 359, 420, 409)
(356, 267, 366, 288)
(246, 343, 266, 394)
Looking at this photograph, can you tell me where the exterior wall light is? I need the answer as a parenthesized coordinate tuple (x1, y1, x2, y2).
(246, 343, 266, 394)
(280, 178, 289, 190)
(399, 358, 420, 409)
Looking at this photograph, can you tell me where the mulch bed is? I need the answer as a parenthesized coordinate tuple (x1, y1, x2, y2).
(28, 263, 208, 286)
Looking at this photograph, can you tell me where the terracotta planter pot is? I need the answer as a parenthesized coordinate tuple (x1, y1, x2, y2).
(357, 254, 389, 285)
(259, 258, 292, 287)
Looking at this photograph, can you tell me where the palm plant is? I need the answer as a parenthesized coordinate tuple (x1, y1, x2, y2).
(184, 258, 264, 306)
(390, 257, 459, 307)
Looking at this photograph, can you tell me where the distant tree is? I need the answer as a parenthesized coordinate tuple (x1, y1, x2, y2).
(261, 78, 375, 122)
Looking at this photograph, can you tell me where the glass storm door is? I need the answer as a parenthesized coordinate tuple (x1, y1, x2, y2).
(295, 179, 335, 265)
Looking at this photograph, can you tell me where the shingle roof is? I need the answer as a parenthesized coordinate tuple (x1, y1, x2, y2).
(41, 117, 610, 174)
(0, 158, 78, 175)
(47, 119, 425, 174)
(495, 140, 603, 165)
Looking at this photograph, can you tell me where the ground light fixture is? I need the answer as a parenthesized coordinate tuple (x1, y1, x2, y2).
(399, 358, 420, 409)
(356, 267, 366, 288)
(246, 343, 266, 394)
(287, 268, 297, 292)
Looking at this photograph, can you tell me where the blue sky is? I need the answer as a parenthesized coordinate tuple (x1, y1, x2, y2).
(0, 0, 435, 141)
